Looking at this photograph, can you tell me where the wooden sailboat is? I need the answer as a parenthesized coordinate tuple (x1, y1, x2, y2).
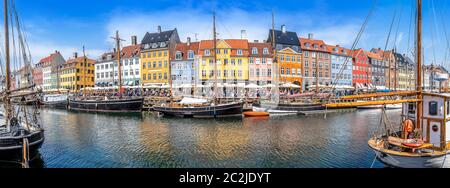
(153, 12, 244, 118)
(252, 12, 324, 115)
(68, 31, 144, 113)
(0, 0, 44, 163)
(368, 0, 450, 168)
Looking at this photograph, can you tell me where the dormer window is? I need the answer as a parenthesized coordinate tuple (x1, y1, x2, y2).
(205, 50, 210, 56)
(333, 48, 338, 52)
(305, 43, 310, 48)
(188, 50, 194, 59)
(175, 51, 182, 60)
(252, 47, 258, 54)
(152, 43, 158, 48)
(144, 44, 150, 49)
(313, 44, 318, 49)
(263, 48, 269, 55)
(237, 49, 243, 55)
(160, 42, 166, 47)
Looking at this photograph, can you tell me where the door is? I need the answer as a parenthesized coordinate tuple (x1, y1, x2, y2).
(429, 121, 442, 148)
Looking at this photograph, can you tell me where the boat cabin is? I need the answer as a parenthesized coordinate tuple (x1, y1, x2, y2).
(402, 92, 450, 150)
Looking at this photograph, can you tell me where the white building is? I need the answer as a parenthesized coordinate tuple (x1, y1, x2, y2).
(95, 36, 141, 86)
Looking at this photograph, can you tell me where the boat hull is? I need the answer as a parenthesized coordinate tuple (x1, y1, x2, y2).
(0, 131, 45, 161)
(153, 102, 244, 118)
(372, 149, 450, 168)
(42, 100, 68, 109)
(253, 103, 325, 114)
(68, 98, 144, 113)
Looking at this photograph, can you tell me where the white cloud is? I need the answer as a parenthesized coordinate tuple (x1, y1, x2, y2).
(28, 41, 103, 62)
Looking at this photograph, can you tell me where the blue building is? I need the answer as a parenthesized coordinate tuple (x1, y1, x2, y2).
(328, 45, 352, 86)
(171, 38, 199, 96)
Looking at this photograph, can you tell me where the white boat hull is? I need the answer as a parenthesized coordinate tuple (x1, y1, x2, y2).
(252, 106, 298, 116)
(374, 150, 450, 168)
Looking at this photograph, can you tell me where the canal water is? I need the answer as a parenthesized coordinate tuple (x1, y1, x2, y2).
(1, 108, 402, 168)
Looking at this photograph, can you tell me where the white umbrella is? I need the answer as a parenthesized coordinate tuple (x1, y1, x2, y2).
(263, 84, 275, 87)
(245, 83, 261, 89)
(281, 83, 301, 88)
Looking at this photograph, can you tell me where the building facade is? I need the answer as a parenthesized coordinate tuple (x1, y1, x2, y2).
(59, 55, 96, 92)
(351, 49, 371, 89)
(38, 51, 66, 91)
(300, 34, 331, 89)
(267, 25, 302, 89)
(248, 41, 273, 86)
(367, 51, 386, 87)
(140, 26, 180, 85)
(328, 45, 352, 86)
(171, 38, 199, 96)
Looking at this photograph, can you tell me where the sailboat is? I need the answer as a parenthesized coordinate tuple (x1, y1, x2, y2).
(153, 12, 244, 118)
(68, 31, 144, 113)
(0, 0, 44, 163)
(368, 0, 450, 168)
(41, 65, 68, 109)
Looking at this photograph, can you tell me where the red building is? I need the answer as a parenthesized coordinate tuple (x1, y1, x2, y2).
(351, 49, 371, 89)
(34, 51, 61, 89)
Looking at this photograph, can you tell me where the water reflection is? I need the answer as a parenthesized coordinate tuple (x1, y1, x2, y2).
(1, 108, 401, 168)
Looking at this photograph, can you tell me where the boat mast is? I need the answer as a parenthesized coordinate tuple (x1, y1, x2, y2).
(113, 30, 124, 96)
(4, 0, 11, 123)
(82, 46, 87, 98)
(416, 0, 423, 129)
(213, 11, 218, 104)
(271, 11, 279, 102)
(315, 51, 319, 93)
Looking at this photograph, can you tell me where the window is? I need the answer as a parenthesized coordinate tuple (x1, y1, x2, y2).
(237, 49, 243, 55)
(429, 101, 438, 116)
(216, 49, 220, 54)
(305, 70, 309, 77)
(224, 49, 228, 54)
(164, 51, 167, 57)
(249, 57, 254, 64)
(304, 61, 309, 67)
(280, 55, 284, 61)
(262, 58, 266, 64)
(252, 47, 258, 54)
(238, 59, 242, 65)
(205, 50, 210, 56)
(263, 48, 269, 55)
(175, 51, 182, 60)
(188, 51, 194, 59)
(281, 68, 284, 75)
(304, 51, 309, 58)
(268, 69, 272, 77)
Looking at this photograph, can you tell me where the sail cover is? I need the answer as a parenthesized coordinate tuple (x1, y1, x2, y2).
(179, 97, 208, 105)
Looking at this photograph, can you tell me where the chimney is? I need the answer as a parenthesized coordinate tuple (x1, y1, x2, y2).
(73, 52, 78, 58)
(241, 30, 247, 39)
(281, 25, 286, 34)
(131, 36, 137, 45)
(187, 37, 191, 46)
(254, 40, 259, 43)
(308, 33, 313, 39)
(157, 25, 162, 33)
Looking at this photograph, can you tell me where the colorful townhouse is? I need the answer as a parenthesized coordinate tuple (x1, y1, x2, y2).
(198, 39, 249, 85)
(96, 36, 142, 87)
(171, 37, 199, 96)
(372, 48, 397, 90)
(423, 64, 449, 91)
(33, 61, 44, 90)
(327, 45, 352, 86)
(351, 49, 371, 89)
(267, 25, 302, 89)
(38, 51, 65, 91)
(17, 64, 33, 88)
(140, 26, 180, 85)
(299, 34, 331, 88)
(248, 41, 273, 86)
(59, 53, 96, 92)
(367, 51, 386, 87)
(395, 53, 415, 91)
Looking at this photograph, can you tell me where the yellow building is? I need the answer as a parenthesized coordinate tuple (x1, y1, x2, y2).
(59, 54, 96, 92)
(198, 39, 249, 83)
(140, 26, 180, 85)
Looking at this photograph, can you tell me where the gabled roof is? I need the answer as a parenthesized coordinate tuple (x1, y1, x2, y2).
(299, 38, 329, 53)
(366, 51, 382, 60)
(141, 29, 176, 44)
(268, 29, 301, 46)
(326, 45, 351, 56)
(66, 57, 96, 64)
(172, 42, 200, 60)
(122, 44, 141, 58)
(248, 42, 272, 57)
(199, 39, 248, 50)
(39, 53, 57, 63)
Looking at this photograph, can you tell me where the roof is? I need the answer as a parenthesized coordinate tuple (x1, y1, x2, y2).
(299, 38, 329, 53)
(248, 42, 272, 57)
(66, 57, 96, 64)
(326, 45, 351, 56)
(172, 42, 200, 60)
(122, 44, 141, 58)
(39, 53, 58, 63)
(268, 29, 301, 46)
(199, 39, 249, 49)
(366, 51, 382, 60)
(141, 29, 176, 44)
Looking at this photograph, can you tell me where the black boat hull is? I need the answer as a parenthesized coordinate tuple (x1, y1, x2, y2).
(0, 131, 45, 161)
(68, 98, 144, 113)
(153, 102, 244, 118)
(42, 100, 68, 109)
(253, 103, 325, 112)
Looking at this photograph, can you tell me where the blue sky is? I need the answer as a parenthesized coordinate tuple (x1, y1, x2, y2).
(5, 0, 450, 68)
